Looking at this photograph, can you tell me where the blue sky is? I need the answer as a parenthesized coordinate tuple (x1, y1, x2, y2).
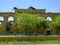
(0, 0, 60, 12)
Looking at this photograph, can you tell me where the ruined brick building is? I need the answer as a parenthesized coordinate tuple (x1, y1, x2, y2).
(0, 6, 60, 35)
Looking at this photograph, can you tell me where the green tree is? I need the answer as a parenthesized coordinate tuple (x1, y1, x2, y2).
(15, 12, 47, 35)
(6, 21, 12, 34)
(52, 15, 60, 29)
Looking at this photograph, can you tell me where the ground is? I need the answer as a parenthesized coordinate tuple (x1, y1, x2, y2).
(0, 35, 60, 45)
(0, 44, 60, 45)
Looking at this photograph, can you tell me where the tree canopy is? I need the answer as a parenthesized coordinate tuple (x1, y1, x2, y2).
(52, 15, 60, 29)
(15, 12, 47, 30)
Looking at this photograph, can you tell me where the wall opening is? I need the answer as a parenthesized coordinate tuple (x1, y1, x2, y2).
(8, 16, 14, 21)
(0, 22, 2, 25)
(46, 17, 52, 22)
(8, 16, 14, 24)
(47, 31, 51, 35)
(0, 16, 4, 21)
(0, 16, 4, 25)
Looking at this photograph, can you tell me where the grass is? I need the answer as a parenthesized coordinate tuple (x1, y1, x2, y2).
(0, 40, 60, 44)
(0, 35, 60, 44)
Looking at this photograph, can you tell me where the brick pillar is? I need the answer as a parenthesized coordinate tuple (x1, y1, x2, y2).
(13, 12, 18, 34)
(3, 16, 8, 30)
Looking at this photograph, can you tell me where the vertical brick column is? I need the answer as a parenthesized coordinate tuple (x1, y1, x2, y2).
(3, 16, 8, 30)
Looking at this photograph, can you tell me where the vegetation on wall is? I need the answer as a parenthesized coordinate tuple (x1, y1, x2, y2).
(15, 12, 47, 35)
(6, 21, 12, 33)
(52, 15, 60, 29)
(0, 26, 5, 33)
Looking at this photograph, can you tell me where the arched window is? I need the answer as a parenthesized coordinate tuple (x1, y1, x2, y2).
(38, 17, 41, 18)
(0, 22, 2, 25)
(46, 17, 52, 22)
(0, 16, 4, 21)
(8, 16, 14, 21)
(0, 16, 4, 25)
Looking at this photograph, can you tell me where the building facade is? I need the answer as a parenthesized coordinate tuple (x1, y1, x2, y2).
(0, 6, 60, 35)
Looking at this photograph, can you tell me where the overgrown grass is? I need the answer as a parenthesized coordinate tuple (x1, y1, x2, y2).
(0, 35, 60, 44)
(0, 40, 60, 44)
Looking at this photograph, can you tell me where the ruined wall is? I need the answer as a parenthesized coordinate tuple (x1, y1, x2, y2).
(0, 12, 15, 33)
(0, 7, 60, 34)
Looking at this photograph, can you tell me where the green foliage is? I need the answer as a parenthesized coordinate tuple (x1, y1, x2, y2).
(15, 12, 47, 30)
(52, 15, 60, 29)
(16, 13, 38, 29)
(6, 21, 12, 31)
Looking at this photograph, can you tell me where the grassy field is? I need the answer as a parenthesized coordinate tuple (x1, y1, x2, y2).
(0, 35, 60, 44)
(0, 40, 60, 44)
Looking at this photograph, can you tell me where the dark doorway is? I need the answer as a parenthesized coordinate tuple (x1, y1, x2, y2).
(47, 31, 51, 35)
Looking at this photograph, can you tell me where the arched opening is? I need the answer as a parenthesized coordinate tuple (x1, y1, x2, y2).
(8, 16, 14, 21)
(38, 17, 41, 18)
(0, 16, 4, 25)
(8, 16, 14, 24)
(47, 31, 51, 35)
(0, 16, 4, 21)
(46, 17, 52, 22)
(0, 22, 2, 25)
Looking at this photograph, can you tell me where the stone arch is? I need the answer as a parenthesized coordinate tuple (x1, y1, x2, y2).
(46, 17, 52, 22)
(0, 16, 4, 25)
(8, 16, 14, 21)
(0, 16, 4, 21)
(8, 16, 14, 24)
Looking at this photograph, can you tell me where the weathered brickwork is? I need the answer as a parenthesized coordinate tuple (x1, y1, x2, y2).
(0, 7, 60, 34)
